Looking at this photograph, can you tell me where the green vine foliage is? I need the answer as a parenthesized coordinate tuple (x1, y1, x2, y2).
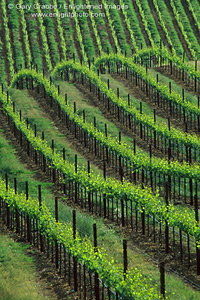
(0, 71, 199, 243)
(1, 0, 15, 77)
(53, 59, 200, 160)
(0, 176, 163, 299)
(135, 46, 200, 81)
(94, 53, 200, 116)
(93, 53, 200, 150)
(10, 69, 200, 181)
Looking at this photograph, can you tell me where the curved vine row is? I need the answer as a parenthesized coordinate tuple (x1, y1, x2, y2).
(169, 0, 197, 59)
(1, 85, 200, 243)
(10, 69, 200, 181)
(1, 0, 14, 77)
(32, 0, 53, 70)
(18, 0, 32, 68)
(52, 58, 200, 155)
(68, 0, 88, 63)
(101, 0, 121, 53)
(0, 177, 163, 299)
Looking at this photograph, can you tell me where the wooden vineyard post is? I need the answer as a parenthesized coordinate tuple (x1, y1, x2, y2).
(194, 182, 200, 275)
(75, 155, 78, 203)
(165, 183, 169, 254)
(169, 82, 171, 94)
(195, 61, 197, 92)
(63, 149, 66, 194)
(154, 109, 156, 124)
(128, 94, 130, 107)
(55, 197, 59, 269)
(140, 102, 142, 115)
(121, 199, 125, 227)
(190, 179, 193, 205)
(88, 160, 90, 177)
(105, 123, 107, 137)
(93, 224, 100, 300)
(149, 144, 152, 163)
(160, 262, 165, 298)
(168, 118, 170, 132)
(154, 131, 156, 149)
(141, 169, 145, 235)
(14, 178, 19, 234)
(101, 153, 105, 176)
(194, 183, 199, 223)
(38, 185, 44, 252)
(5, 173, 10, 227)
(63, 148, 65, 161)
(26, 181, 31, 242)
(119, 131, 121, 144)
(75, 154, 77, 173)
(52, 139, 54, 154)
(103, 194, 106, 219)
(123, 239, 128, 280)
(168, 147, 171, 165)
(119, 155, 123, 183)
(73, 210, 78, 291)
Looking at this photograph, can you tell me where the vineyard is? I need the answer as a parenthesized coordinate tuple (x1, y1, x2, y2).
(1, 0, 200, 299)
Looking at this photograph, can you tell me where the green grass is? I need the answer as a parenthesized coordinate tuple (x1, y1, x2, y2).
(57, 79, 144, 153)
(100, 72, 169, 126)
(10, 81, 196, 205)
(9, 88, 102, 176)
(149, 68, 199, 107)
(0, 234, 53, 300)
(1, 93, 200, 299)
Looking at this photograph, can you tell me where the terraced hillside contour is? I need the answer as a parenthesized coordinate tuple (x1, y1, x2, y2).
(1, 0, 200, 299)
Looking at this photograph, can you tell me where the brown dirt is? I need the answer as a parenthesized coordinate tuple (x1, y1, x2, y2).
(113, 0, 134, 53)
(29, 88, 122, 181)
(131, 0, 151, 47)
(111, 72, 200, 137)
(1, 94, 200, 292)
(25, 11, 48, 71)
(65, 0, 83, 61)
(155, 65, 199, 96)
(81, 1, 100, 57)
(163, 0, 193, 60)
(18, 9, 30, 69)
(74, 81, 174, 162)
(105, 217, 200, 291)
(181, 0, 200, 46)
(51, 1, 64, 63)
(0, 5, 12, 83)
(98, 2, 118, 51)
(147, 0, 170, 49)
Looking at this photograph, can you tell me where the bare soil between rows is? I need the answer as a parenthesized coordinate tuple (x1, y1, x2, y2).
(0, 96, 200, 292)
